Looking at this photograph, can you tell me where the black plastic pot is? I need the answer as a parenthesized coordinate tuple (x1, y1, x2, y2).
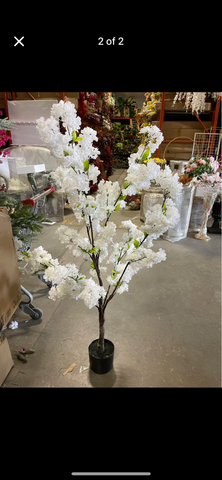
(207, 200, 221, 234)
(88, 339, 114, 374)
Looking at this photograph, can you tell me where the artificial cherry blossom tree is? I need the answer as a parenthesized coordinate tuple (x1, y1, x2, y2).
(23, 101, 182, 353)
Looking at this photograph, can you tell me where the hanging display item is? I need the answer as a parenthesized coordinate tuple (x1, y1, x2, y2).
(173, 92, 222, 114)
(22, 100, 182, 374)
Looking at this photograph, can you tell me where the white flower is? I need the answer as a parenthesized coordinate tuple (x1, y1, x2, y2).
(156, 166, 183, 198)
(77, 278, 106, 309)
(24, 246, 58, 274)
(88, 164, 100, 184)
(51, 101, 81, 131)
(140, 198, 180, 236)
(43, 263, 80, 285)
(56, 225, 91, 257)
(124, 159, 160, 195)
(139, 124, 164, 154)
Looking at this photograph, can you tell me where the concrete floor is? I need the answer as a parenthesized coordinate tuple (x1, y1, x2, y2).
(2, 169, 221, 388)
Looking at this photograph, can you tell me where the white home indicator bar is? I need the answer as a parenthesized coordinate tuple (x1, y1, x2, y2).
(71, 474, 151, 476)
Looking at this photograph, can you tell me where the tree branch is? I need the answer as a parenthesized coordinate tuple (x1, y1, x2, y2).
(103, 284, 111, 308)
(104, 261, 130, 309)
(91, 252, 103, 288)
(89, 215, 94, 247)
(104, 183, 130, 227)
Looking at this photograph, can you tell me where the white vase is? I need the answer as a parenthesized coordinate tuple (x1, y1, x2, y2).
(163, 183, 196, 242)
(140, 185, 163, 222)
(194, 184, 219, 241)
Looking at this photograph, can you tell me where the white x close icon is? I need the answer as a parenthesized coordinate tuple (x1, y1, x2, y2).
(14, 36, 24, 47)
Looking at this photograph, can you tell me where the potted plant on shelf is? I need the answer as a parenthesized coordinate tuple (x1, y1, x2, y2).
(117, 97, 125, 117)
(23, 101, 182, 375)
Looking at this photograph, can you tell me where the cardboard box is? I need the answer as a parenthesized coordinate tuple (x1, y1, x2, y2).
(16, 164, 45, 174)
(0, 333, 14, 386)
(0, 207, 22, 332)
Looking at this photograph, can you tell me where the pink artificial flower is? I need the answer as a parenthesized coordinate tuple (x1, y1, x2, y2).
(0, 149, 10, 163)
(0, 130, 11, 147)
(209, 156, 215, 163)
(197, 158, 206, 164)
(186, 167, 191, 172)
(0, 110, 3, 116)
(213, 161, 219, 173)
(201, 172, 220, 184)
(3, 150, 10, 157)
(190, 162, 198, 169)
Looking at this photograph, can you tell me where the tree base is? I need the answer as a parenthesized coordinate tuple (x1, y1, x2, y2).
(88, 339, 114, 374)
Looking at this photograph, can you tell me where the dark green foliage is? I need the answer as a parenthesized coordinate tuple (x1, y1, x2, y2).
(9, 202, 44, 241)
(0, 192, 18, 213)
(0, 183, 45, 245)
(114, 122, 141, 167)
(117, 97, 125, 116)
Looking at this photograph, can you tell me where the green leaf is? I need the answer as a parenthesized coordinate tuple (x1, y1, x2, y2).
(124, 181, 130, 189)
(114, 203, 121, 211)
(119, 195, 126, 201)
(64, 150, 69, 156)
(144, 232, 148, 237)
(90, 262, 95, 270)
(72, 131, 77, 142)
(76, 137, 83, 142)
(142, 149, 150, 161)
(88, 247, 97, 254)
(111, 270, 120, 279)
(21, 251, 30, 258)
(83, 159, 89, 172)
(162, 203, 167, 216)
(134, 239, 140, 249)
(128, 237, 133, 242)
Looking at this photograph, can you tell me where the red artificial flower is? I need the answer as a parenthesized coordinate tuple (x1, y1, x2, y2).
(78, 92, 86, 118)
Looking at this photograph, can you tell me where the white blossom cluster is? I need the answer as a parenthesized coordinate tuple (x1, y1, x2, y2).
(24, 246, 59, 274)
(140, 198, 180, 236)
(28, 100, 182, 310)
(125, 155, 160, 195)
(139, 124, 164, 154)
(24, 246, 106, 309)
(36, 101, 100, 188)
(155, 165, 183, 199)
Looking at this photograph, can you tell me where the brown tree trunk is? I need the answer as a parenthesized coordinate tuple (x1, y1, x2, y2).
(97, 304, 105, 353)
